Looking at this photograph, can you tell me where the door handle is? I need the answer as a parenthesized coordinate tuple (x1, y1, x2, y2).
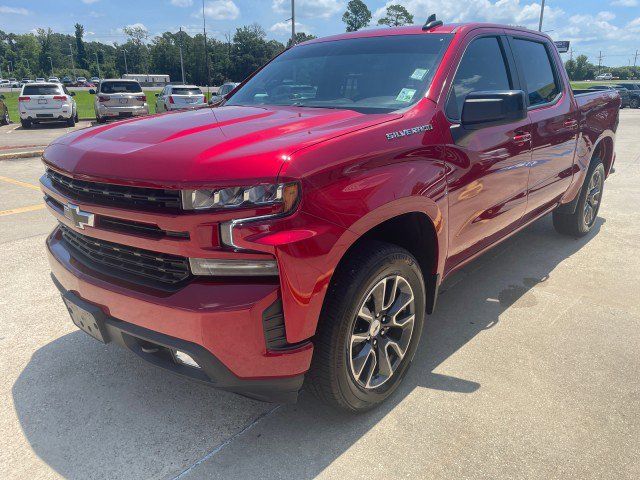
(513, 132, 531, 143)
(563, 119, 578, 129)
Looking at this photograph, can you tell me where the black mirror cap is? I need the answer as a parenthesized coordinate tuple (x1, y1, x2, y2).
(461, 90, 527, 128)
(88, 89, 96, 94)
(155, 93, 159, 97)
(0, 94, 5, 100)
(69, 92, 76, 96)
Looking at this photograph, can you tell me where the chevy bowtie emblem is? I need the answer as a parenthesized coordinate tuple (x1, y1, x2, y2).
(63, 203, 95, 230)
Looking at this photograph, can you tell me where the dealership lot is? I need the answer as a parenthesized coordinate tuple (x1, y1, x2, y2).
(1, 111, 639, 479)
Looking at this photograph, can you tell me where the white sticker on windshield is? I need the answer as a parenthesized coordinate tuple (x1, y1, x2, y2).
(396, 88, 416, 103)
(410, 68, 429, 81)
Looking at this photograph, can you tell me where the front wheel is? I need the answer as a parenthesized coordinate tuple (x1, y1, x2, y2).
(553, 160, 605, 237)
(1, 109, 9, 125)
(20, 119, 31, 129)
(306, 240, 425, 412)
(630, 97, 639, 109)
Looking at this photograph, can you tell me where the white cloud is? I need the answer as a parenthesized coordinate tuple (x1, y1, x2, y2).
(596, 11, 616, 22)
(123, 22, 149, 32)
(0, 5, 29, 14)
(627, 17, 640, 32)
(89, 11, 104, 18)
(611, 0, 638, 6)
(170, 0, 193, 6)
(81, 0, 100, 4)
(270, 20, 310, 35)
(196, 0, 240, 20)
(272, 0, 343, 20)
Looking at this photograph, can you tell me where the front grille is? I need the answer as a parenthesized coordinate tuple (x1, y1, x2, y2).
(47, 169, 182, 210)
(60, 224, 191, 287)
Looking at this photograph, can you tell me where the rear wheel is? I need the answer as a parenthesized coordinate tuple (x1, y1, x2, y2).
(66, 114, 76, 127)
(306, 240, 426, 412)
(553, 160, 605, 237)
(1, 109, 9, 125)
(20, 119, 31, 129)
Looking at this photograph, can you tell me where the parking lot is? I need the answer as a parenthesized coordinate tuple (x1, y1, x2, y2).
(1, 111, 639, 479)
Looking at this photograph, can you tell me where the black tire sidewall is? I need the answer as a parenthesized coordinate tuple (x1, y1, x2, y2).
(332, 249, 425, 410)
(575, 162, 605, 234)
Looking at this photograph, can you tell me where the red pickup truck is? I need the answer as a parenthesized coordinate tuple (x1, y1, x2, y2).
(41, 21, 619, 412)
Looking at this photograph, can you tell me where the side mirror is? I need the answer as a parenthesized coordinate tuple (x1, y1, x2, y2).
(0, 94, 4, 100)
(155, 93, 159, 97)
(88, 89, 96, 94)
(461, 90, 527, 128)
(69, 92, 76, 96)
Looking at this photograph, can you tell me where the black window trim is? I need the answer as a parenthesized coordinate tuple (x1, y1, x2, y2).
(444, 33, 521, 123)
(507, 35, 564, 111)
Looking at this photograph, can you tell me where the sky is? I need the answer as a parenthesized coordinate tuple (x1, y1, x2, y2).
(0, 0, 639, 66)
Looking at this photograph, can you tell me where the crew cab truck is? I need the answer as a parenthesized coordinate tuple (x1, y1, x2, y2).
(41, 22, 619, 412)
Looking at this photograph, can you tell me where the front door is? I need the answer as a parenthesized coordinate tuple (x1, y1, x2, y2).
(443, 33, 532, 272)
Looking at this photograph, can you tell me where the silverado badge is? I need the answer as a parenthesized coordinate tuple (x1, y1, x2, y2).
(385, 124, 433, 141)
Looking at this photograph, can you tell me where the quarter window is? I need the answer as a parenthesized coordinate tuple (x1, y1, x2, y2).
(512, 39, 561, 106)
(446, 37, 512, 120)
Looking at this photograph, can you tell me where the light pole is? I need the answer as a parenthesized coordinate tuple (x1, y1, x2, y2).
(202, 0, 211, 96)
(538, 0, 546, 32)
(47, 56, 53, 77)
(69, 44, 76, 80)
(8, 60, 12, 75)
(291, 0, 296, 46)
(95, 51, 101, 79)
(178, 27, 185, 84)
(122, 49, 128, 75)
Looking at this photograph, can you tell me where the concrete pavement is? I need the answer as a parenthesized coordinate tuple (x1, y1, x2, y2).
(1, 111, 639, 479)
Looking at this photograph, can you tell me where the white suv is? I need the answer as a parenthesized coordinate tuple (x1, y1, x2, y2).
(155, 85, 206, 112)
(92, 79, 148, 123)
(18, 82, 78, 128)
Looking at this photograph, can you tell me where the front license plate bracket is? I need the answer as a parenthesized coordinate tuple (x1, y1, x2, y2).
(62, 292, 110, 343)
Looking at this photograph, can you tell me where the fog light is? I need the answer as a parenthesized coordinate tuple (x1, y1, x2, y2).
(189, 258, 279, 276)
(173, 350, 201, 369)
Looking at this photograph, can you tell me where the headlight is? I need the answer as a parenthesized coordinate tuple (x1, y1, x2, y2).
(181, 182, 299, 212)
(189, 258, 279, 276)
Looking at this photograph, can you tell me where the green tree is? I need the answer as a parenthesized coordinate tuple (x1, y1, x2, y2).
(230, 24, 284, 81)
(75, 23, 88, 69)
(287, 32, 316, 48)
(377, 4, 413, 27)
(342, 0, 372, 32)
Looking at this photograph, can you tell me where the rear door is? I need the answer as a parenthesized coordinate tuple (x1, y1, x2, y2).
(509, 35, 579, 218)
(443, 32, 532, 270)
(21, 84, 65, 111)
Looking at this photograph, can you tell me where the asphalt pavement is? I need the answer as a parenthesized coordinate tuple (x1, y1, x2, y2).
(1, 111, 639, 479)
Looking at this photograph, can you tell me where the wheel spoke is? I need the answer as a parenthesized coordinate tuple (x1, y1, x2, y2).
(358, 304, 374, 323)
(351, 332, 369, 346)
(371, 281, 386, 316)
(351, 342, 375, 381)
(388, 292, 414, 323)
(363, 349, 377, 388)
(377, 342, 394, 378)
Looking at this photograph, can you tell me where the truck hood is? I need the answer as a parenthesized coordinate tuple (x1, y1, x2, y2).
(44, 105, 397, 188)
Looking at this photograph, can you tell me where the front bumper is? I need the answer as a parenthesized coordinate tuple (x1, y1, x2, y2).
(47, 227, 313, 403)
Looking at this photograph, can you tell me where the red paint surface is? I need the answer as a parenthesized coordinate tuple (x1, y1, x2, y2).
(42, 23, 619, 381)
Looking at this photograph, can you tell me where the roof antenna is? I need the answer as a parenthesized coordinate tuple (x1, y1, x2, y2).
(423, 14, 443, 31)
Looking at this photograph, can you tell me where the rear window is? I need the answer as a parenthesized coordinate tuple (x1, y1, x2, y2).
(100, 81, 142, 94)
(512, 39, 561, 106)
(172, 87, 202, 95)
(23, 85, 62, 95)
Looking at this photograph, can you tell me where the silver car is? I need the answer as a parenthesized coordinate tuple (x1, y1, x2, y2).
(92, 79, 149, 123)
(209, 82, 239, 105)
(155, 85, 206, 112)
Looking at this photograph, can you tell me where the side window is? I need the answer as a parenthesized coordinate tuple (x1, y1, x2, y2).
(446, 37, 511, 120)
(512, 39, 560, 107)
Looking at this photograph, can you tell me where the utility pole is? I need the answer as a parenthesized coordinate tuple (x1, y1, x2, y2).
(47, 56, 53, 76)
(634, 50, 639, 78)
(123, 49, 128, 75)
(291, 0, 296, 46)
(95, 51, 101, 79)
(538, 0, 546, 32)
(598, 51, 603, 75)
(69, 44, 76, 80)
(179, 27, 186, 84)
(202, 0, 211, 96)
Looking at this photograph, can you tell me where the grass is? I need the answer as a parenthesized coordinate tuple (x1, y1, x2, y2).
(0, 90, 213, 123)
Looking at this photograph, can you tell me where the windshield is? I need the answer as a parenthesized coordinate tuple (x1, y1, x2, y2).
(100, 81, 142, 94)
(227, 34, 452, 113)
(23, 85, 62, 95)
(172, 87, 202, 95)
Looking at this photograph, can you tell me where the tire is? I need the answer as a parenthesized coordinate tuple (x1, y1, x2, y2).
(1, 109, 9, 125)
(306, 240, 426, 412)
(96, 114, 106, 124)
(553, 160, 605, 237)
(66, 114, 76, 127)
(630, 97, 639, 109)
(20, 119, 31, 129)
(74, 111, 79, 122)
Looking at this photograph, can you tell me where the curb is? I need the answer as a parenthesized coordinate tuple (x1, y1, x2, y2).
(0, 149, 45, 160)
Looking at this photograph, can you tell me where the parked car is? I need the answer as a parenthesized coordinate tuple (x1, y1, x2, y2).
(155, 85, 206, 112)
(595, 73, 613, 80)
(588, 85, 630, 108)
(36, 77, 46, 82)
(0, 94, 10, 125)
(0, 79, 9, 87)
(614, 84, 640, 108)
(76, 76, 87, 86)
(90, 77, 100, 83)
(10, 80, 21, 88)
(91, 79, 148, 123)
(209, 82, 239, 104)
(62, 76, 73, 85)
(18, 82, 78, 128)
(21, 78, 33, 85)
(41, 22, 619, 412)
(48, 77, 61, 83)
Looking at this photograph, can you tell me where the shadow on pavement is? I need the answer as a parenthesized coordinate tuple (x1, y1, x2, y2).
(12, 215, 604, 479)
